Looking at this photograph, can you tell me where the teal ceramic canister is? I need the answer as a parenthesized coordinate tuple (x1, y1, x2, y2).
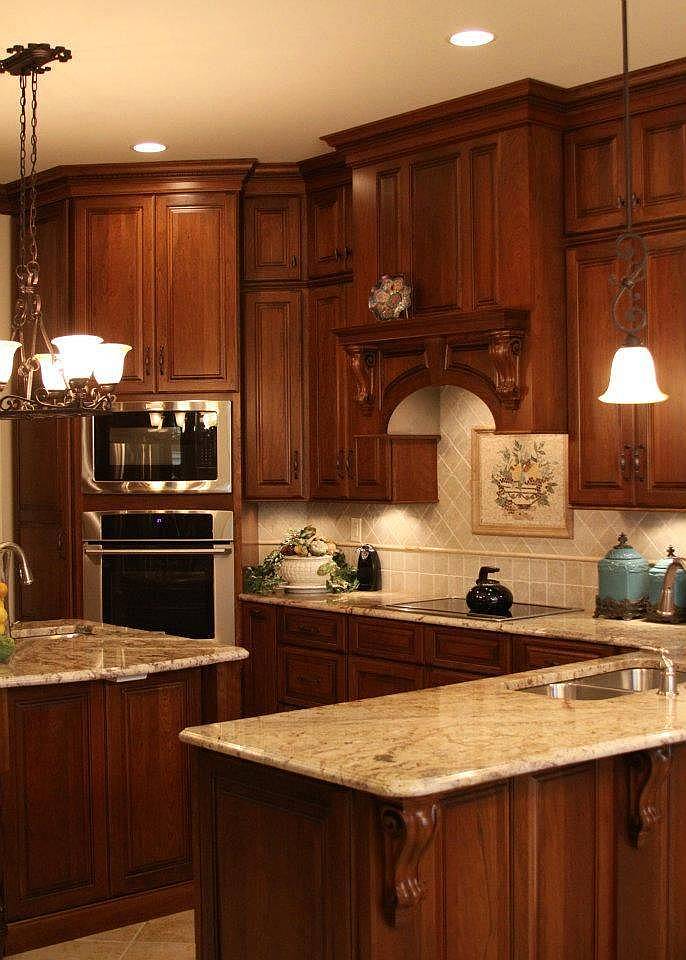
(648, 546, 686, 615)
(594, 533, 649, 620)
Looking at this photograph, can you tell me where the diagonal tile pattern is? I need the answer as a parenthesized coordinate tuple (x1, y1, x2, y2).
(258, 385, 686, 610)
(7, 911, 195, 960)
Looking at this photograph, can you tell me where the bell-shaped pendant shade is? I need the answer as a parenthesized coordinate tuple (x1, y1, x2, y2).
(0, 341, 20, 386)
(599, 345, 668, 404)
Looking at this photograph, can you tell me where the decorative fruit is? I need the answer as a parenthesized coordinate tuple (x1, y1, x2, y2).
(0, 581, 8, 599)
(326, 540, 337, 555)
(309, 538, 329, 556)
(294, 543, 309, 557)
(0, 605, 7, 627)
(0, 635, 14, 663)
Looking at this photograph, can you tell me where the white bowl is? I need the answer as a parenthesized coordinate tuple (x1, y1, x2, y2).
(281, 555, 329, 592)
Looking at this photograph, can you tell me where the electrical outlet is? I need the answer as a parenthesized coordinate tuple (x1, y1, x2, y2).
(350, 518, 362, 544)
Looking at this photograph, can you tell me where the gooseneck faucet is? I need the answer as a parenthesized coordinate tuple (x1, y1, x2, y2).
(654, 556, 686, 624)
(0, 541, 34, 637)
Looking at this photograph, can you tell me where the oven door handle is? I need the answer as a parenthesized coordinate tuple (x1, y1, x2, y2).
(83, 545, 233, 557)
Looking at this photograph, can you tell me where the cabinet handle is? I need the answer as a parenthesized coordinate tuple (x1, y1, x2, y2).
(57, 530, 66, 560)
(290, 254, 298, 268)
(620, 445, 633, 481)
(292, 449, 300, 480)
(616, 196, 627, 208)
(158, 345, 165, 377)
(337, 449, 346, 479)
(631, 192, 642, 207)
(344, 245, 352, 261)
(334, 247, 342, 261)
(346, 449, 354, 480)
(297, 624, 320, 636)
(634, 444, 646, 482)
(144, 345, 151, 376)
(295, 674, 322, 686)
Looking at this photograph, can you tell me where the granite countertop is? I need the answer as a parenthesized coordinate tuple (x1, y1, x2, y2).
(239, 590, 686, 655)
(0, 620, 248, 688)
(181, 648, 686, 799)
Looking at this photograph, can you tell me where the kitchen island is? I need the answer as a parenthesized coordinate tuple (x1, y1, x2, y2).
(0, 620, 247, 957)
(183, 618, 686, 960)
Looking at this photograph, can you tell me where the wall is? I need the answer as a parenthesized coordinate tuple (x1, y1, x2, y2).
(258, 386, 686, 611)
(0, 216, 12, 542)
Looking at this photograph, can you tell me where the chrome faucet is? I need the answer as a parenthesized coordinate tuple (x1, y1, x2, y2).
(0, 541, 34, 637)
(659, 650, 679, 697)
(654, 557, 686, 623)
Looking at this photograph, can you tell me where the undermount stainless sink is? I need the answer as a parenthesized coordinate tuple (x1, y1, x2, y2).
(522, 666, 686, 700)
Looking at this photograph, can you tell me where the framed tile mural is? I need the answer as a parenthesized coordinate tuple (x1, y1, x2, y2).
(471, 431, 573, 539)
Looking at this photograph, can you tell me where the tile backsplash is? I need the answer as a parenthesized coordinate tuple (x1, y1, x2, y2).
(258, 386, 686, 610)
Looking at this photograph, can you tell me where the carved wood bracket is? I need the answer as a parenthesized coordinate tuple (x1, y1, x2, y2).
(488, 331, 524, 409)
(347, 346, 377, 406)
(379, 799, 438, 926)
(627, 746, 673, 847)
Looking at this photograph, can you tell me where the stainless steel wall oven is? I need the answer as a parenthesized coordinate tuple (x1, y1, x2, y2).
(82, 399, 231, 494)
(82, 510, 234, 644)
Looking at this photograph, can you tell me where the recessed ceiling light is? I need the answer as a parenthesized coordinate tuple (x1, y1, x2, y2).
(449, 29, 495, 47)
(131, 141, 167, 154)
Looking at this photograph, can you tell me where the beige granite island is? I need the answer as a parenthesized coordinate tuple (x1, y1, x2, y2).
(184, 612, 686, 960)
(0, 620, 247, 958)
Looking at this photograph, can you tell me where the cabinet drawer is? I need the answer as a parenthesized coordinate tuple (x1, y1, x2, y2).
(278, 646, 346, 707)
(515, 637, 617, 672)
(425, 626, 511, 676)
(349, 616, 422, 663)
(348, 656, 424, 701)
(279, 608, 346, 651)
(424, 667, 490, 688)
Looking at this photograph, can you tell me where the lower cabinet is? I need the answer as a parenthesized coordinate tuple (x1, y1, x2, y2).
(348, 656, 424, 700)
(514, 635, 624, 671)
(278, 646, 346, 708)
(1, 668, 208, 929)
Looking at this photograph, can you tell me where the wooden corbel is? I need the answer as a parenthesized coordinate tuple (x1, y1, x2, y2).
(347, 346, 376, 406)
(488, 330, 524, 409)
(379, 799, 438, 926)
(627, 746, 672, 847)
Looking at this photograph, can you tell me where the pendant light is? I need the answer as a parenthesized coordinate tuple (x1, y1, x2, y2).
(0, 43, 131, 419)
(598, 1, 667, 405)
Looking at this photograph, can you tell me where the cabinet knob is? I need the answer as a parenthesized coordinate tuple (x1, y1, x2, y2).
(158, 345, 165, 377)
(292, 449, 300, 480)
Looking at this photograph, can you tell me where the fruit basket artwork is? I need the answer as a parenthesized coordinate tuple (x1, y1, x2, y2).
(368, 275, 412, 322)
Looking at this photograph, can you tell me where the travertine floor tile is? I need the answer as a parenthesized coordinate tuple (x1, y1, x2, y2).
(121, 943, 194, 960)
(8, 941, 125, 960)
(79, 923, 144, 943)
(134, 910, 194, 943)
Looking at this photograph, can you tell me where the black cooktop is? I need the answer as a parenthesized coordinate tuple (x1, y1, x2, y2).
(384, 597, 580, 622)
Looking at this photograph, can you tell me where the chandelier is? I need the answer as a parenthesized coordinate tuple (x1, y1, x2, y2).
(598, 1, 667, 405)
(0, 43, 131, 419)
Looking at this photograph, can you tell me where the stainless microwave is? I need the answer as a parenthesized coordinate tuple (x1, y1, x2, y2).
(82, 399, 232, 494)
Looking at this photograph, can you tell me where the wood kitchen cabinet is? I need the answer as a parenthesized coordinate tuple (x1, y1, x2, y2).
(307, 184, 352, 278)
(348, 656, 424, 700)
(242, 195, 302, 280)
(243, 290, 305, 499)
(565, 105, 686, 233)
(240, 601, 279, 718)
(567, 229, 686, 508)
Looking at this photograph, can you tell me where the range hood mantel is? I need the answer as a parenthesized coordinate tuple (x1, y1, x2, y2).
(334, 308, 529, 424)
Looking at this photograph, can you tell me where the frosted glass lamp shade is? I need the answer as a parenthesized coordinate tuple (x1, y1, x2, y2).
(0, 341, 20, 385)
(599, 345, 668, 404)
(51, 335, 103, 384)
(92, 343, 131, 386)
(36, 353, 68, 392)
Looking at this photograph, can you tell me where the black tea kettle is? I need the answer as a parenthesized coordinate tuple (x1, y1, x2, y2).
(466, 566, 513, 615)
(356, 545, 381, 591)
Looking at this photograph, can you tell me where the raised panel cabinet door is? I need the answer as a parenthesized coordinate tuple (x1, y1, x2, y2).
(637, 230, 686, 507)
(243, 291, 305, 499)
(14, 520, 72, 621)
(409, 148, 466, 314)
(105, 669, 202, 895)
(467, 138, 501, 310)
(633, 105, 686, 223)
(347, 435, 389, 501)
(243, 195, 302, 280)
(35, 200, 70, 341)
(348, 656, 424, 701)
(73, 196, 155, 393)
(2, 683, 108, 920)
(565, 120, 627, 233)
(309, 285, 349, 498)
(155, 192, 238, 392)
(240, 602, 279, 717)
(308, 187, 347, 278)
(566, 241, 637, 506)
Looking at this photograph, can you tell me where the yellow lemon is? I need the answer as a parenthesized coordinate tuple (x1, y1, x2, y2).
(0, 582, 8, 599)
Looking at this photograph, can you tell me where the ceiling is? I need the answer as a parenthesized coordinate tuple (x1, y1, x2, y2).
(1, 0, 685, 180)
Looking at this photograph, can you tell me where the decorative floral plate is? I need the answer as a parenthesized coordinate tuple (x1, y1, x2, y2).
(368, 275, 412, 321)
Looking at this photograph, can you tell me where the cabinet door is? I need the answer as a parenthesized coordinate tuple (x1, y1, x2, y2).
(243, 291, 305, 499)
(565, 120, 626, 233)
(637, 230, 686, 507)
(241, 602, 279, 717)
(307, 187, 348, 278)
(73, 196, 155, 393)
(2, 683, 108, 920)
(243, 196, 302, 280)
(633, 106, 686, 223)
(278, 646, 346, 708)
(347, 435, 389, 501)
(155, 192, 238, 392)
(348, 656, 424, 701)
(105, 670, 202, 896)
(309, 284, 349, 498)
(513, 637, 618, 672)
(567, 241, 637, 506)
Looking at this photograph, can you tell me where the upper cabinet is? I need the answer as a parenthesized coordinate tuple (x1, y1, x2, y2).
(73, 189, 240, 395)
(565, 105, 686, 234)
(242, 196, 302, 280)
(307, 184, 352, 278)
